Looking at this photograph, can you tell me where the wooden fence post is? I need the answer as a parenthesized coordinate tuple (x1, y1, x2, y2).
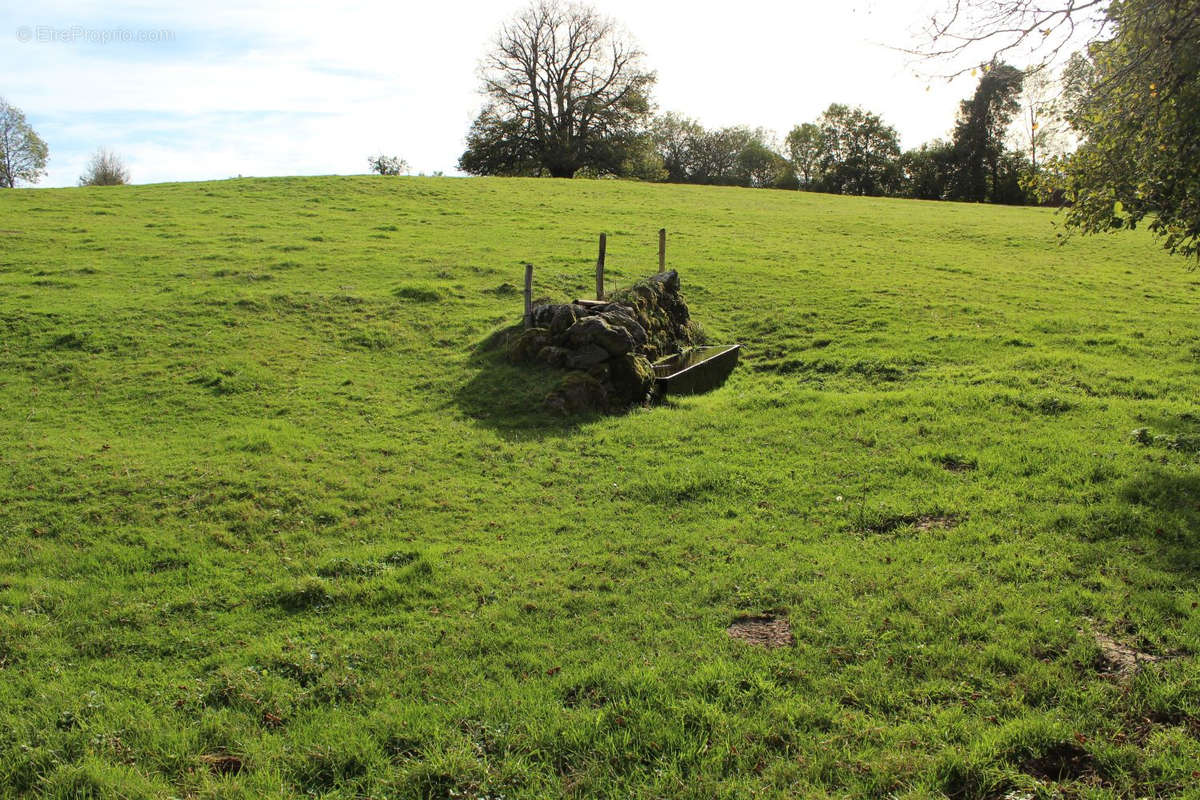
(596, 233, 606, 299)
(523, 262, 533, 328)
(658, 228, 666, 273)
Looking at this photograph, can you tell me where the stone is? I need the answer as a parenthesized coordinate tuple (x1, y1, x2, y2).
(536, 345, 571, 367)
(597, 308, 648, 350)
(549, 304, 578, 336)
(545, 372, 609, 415)
(565, 316, 635, 356)
(605, 270, 696, 360)
(527, 304, 557, 329)
(565, 343, 610, 370)
(586, 361, 611, 381)
(507, 270, 705, 414)
(650, 269, 680, 294)
(607, 353, 654, 406)
(507, 327, 552, 362)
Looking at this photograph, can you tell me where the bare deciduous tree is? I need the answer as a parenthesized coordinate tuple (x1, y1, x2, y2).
(460, 0, 655, 178)
(1008, 66, 1073, 171)
(910, 0, 1110, 76)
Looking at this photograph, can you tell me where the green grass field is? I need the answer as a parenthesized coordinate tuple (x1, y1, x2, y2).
(1, 176, 1198, 799)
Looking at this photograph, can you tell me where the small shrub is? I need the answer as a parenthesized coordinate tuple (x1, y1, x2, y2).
(485, 282, 519, 296)
(367, 154, 407, 176)
(1158, 433, 1200, 453)
(78, 148, 130, 186)
(934, 453, 977, 472)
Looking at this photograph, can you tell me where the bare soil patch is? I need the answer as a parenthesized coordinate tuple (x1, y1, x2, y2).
(200, 752, 244, 776)
(1019, 742, 1100, 783)
(936, 455, 977, 472)
(914, 514, 958, 531)
(867, 513, 959, 534)
(1084, 621, 1162, 677)
(726, 616, 794, 648)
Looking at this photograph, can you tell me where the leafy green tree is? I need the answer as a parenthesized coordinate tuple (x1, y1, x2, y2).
(616, 133, 667, 182)
(459, 0, 655, 178)
(0, 97, 48, 188)
(736, 139, 794, 188)
(459, 109, 542, 177)
(1058, 51, 1094, 124)
(650, 116, 789, 187)
(815, 104, 901, 196)
(680, 125, 740, 185)
(650, 112, 704, 183)
(949, 63, 1024, 201)
(1041, 0, 1200, 258)
(691, 126, 781, 187)
(899, 140, 956, 200)
(785, 122, 824, 189)
(993, 149, 1031, 205)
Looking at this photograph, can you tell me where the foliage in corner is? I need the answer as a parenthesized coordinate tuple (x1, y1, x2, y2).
(1034, 0, 1200, 260)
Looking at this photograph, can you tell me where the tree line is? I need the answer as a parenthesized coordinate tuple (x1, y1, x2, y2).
(4, 0, 1195, 258)
(458, 2, 1056, 206)
(461, 0, 1199, 259)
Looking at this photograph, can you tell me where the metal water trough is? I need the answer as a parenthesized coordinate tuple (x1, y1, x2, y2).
(652, 345, 741, 397)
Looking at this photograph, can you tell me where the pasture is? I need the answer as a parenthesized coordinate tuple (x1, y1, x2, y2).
(1, 176, 1198, 798)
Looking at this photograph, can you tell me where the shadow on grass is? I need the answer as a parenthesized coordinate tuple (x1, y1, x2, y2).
(453, 325, 601, 440)
(1119, 468, 1200, 575)
(1134, 410, 1200, 438)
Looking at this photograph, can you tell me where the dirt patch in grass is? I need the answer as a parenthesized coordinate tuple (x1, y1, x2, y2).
(868, 514, 959, 534)
(1084, 621, 1162, 677)
(200, 752, 245, 776)
(915, 514, 959, 531)
(1019, 742, 1099, 783)
(935, 454, 977, 472)
(727, 616, 794, 649)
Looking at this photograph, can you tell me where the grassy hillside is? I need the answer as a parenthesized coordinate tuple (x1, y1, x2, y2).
(1, 176, 1197, 799)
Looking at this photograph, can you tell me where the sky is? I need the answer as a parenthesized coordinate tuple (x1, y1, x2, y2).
(4, 0, 1021, 187)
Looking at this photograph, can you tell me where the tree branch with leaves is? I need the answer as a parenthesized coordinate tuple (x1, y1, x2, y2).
(914, 0, 1200, 259)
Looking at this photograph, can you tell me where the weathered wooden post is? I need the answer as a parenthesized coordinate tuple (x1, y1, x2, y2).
(523, 262, 534, 328)
(658, 228, 666, 273)
(596, 233, 607, 299)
